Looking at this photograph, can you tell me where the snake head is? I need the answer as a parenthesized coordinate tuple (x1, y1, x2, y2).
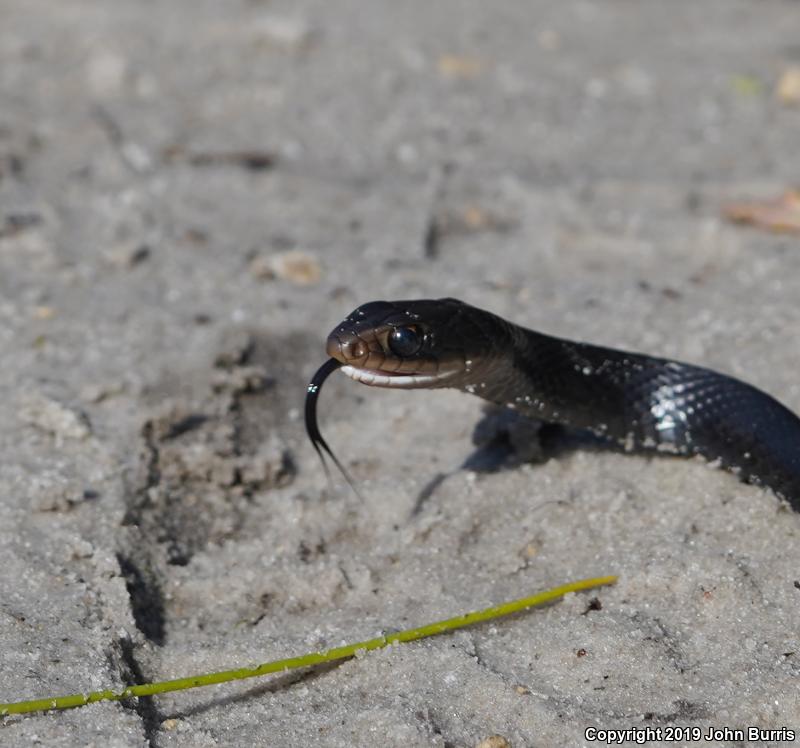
(325, 298, 482, 389)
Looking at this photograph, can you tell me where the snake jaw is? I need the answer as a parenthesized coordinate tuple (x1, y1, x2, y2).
(339, 364, 458, 389)
(327, 321, 463, 388)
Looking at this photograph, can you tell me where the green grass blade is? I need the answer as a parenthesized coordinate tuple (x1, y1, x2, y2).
(0, 575, 616, 717)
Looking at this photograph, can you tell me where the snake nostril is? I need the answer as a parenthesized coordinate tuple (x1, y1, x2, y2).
(350, 339, 368, 359)
(335, 337, 368, 361)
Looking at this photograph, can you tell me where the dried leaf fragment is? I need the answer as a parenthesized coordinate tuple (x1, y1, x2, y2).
(438, 54, 484, 79)
(776, 67, 800, 105)
(723, 190, 800, 234)
(250, 250, 322, 285)
(476, 737, 511, 748)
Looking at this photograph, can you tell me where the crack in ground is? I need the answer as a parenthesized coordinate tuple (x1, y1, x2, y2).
(109, 331, 312, 736)
(630, 612, 697, 675)
(122, 419, 161, 528)
(414, 706, 459, 748)
(114, 636, 164, 747)
(117, 553, 166, 646)
(642, 698, 709, 723)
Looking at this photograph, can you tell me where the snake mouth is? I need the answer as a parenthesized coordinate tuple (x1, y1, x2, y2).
(326, 324, 464, 389)
(339, 365, 458, 389)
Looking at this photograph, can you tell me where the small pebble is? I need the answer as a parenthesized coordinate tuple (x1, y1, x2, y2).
(80, 381, 126, 404)
(537, 28, 561, 51)
(65, 539, 95, 561)
(253, 16, 315, 49)
(32, 305, 55, 320)
(18, 392, 92, 440)
(86, 49, 128, 96)
(104, 242, 151, 269)
(248, 254, 276, 281)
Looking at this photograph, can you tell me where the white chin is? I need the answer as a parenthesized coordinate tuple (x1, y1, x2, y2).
(340, 365, 456, 388)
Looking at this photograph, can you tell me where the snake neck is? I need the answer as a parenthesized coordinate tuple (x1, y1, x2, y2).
(455, 318, 642, 445)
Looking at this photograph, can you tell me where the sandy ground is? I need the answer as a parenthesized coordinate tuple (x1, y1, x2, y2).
(1, 1, 800, 746)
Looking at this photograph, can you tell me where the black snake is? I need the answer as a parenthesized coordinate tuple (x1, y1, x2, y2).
(306, 298, 800, 509)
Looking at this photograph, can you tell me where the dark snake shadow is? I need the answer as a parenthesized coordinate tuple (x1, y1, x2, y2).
(464, 406, 618, 471)
(411, 406, 627, 515)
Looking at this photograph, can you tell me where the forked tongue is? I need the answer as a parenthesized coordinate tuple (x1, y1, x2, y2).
(305, 358, 363, 499)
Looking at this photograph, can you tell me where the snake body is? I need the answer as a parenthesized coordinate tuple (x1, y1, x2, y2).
(307, 298, 800, 509)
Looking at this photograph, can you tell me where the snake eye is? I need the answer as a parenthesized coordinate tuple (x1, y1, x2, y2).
(388, 326, 422, 357)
